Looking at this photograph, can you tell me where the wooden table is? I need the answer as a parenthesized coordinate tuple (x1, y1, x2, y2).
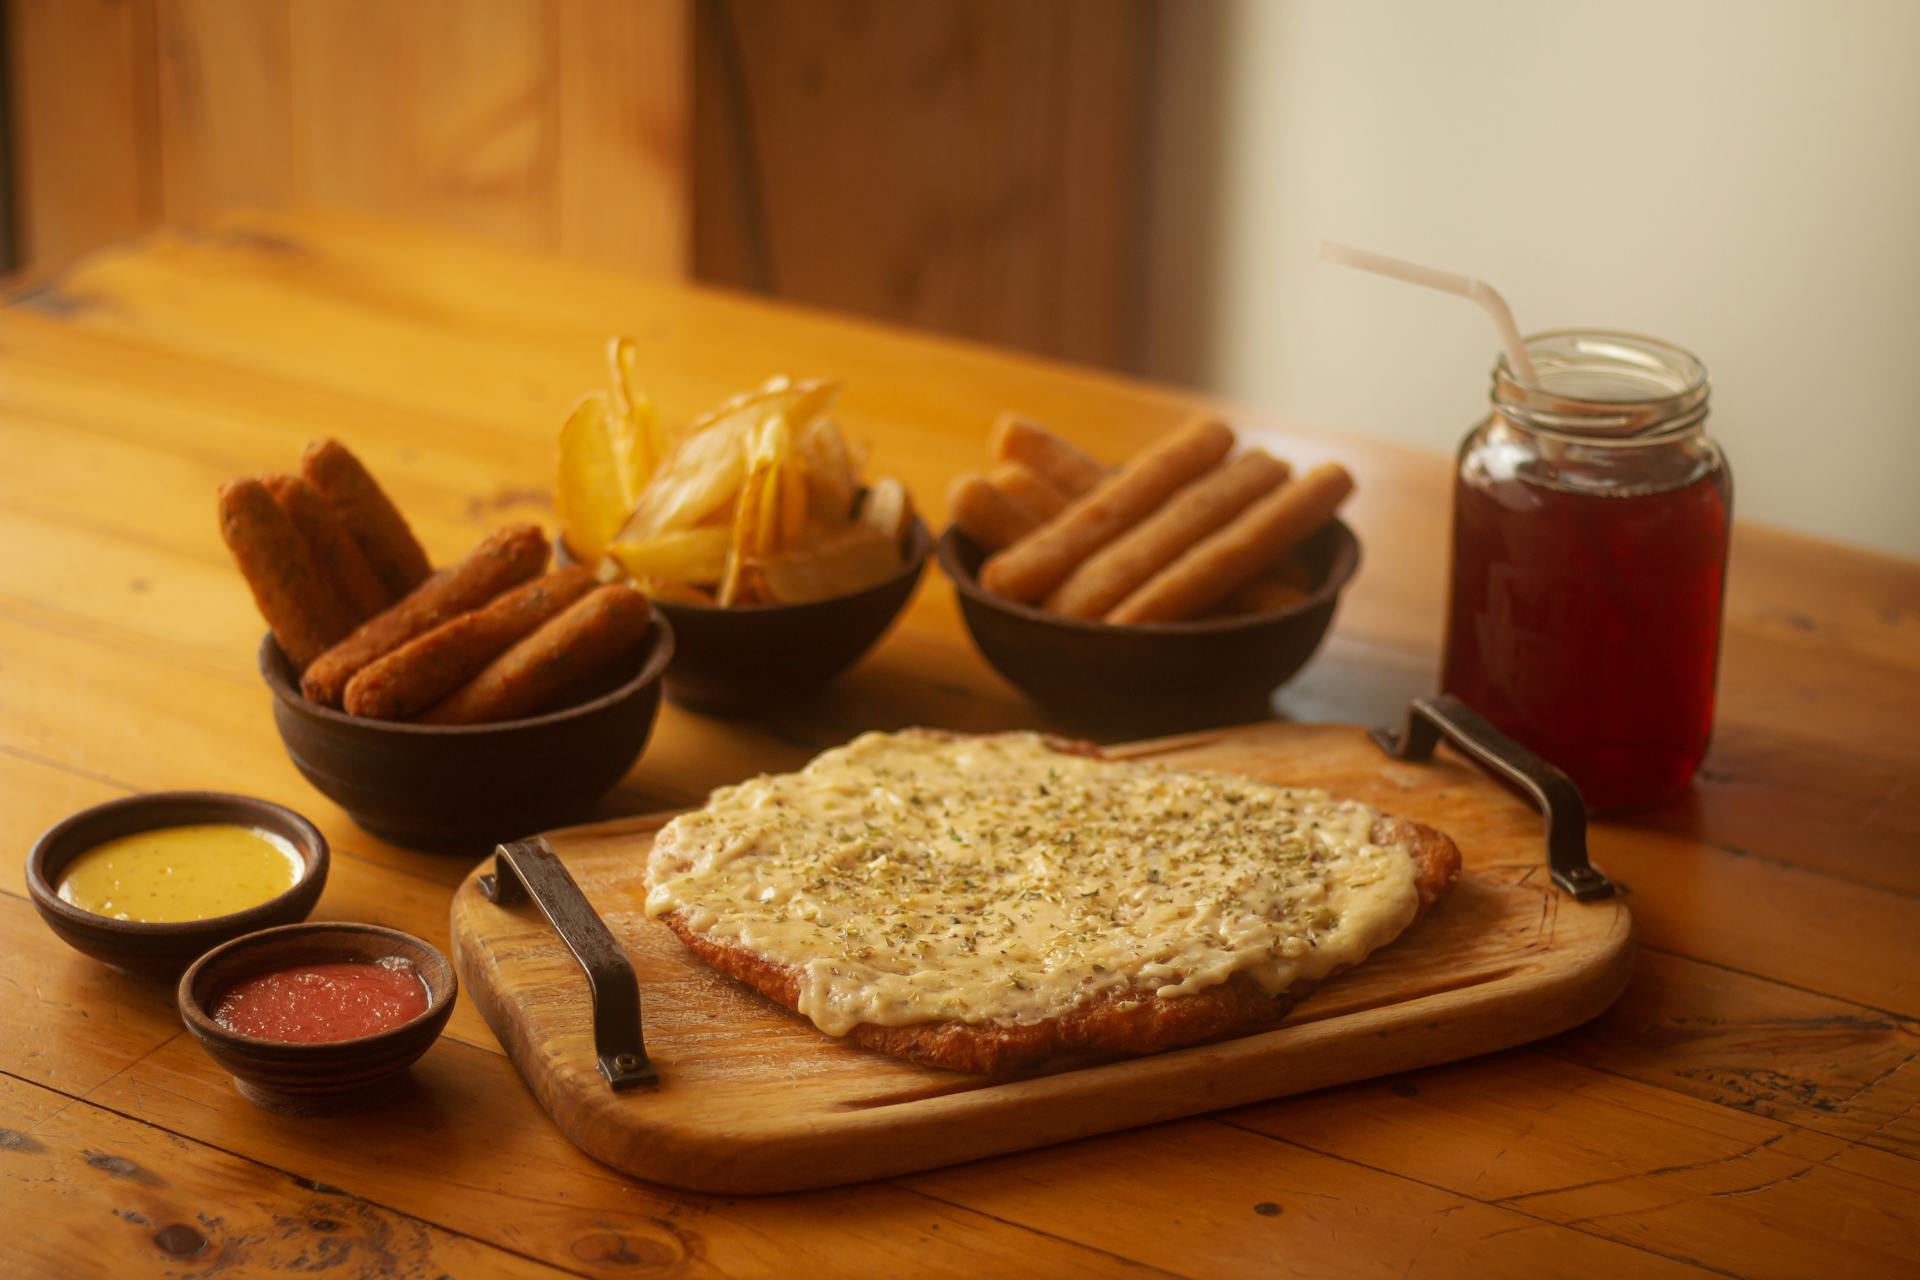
(3, 212, 1916, 1279)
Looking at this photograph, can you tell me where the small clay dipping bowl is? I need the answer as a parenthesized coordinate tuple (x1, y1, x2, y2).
(936, 518, 1362, 733)
(260, 612, 674, 852)
(178, 922, 457, 1114)
(26, 792, 329, 977)
(562, 517, 931, 716)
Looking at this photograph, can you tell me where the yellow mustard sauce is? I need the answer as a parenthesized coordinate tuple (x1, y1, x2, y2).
(646, 731, 1420, 1036)
(57, 824, 304, 923)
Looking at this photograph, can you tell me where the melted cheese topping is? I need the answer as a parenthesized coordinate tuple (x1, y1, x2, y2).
(645, 732, 1420, 1036)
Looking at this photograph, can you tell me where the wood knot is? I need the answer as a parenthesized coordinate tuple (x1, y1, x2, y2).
(570, 1228, 689, 1269)
(152, 1224, 208, 1258)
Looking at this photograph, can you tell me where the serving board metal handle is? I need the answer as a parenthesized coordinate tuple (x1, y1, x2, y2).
(1372, 695, 1615, 902)
(479, 838, 656, 1089)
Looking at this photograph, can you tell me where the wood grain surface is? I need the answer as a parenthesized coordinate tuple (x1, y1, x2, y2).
(453, 722, 1634, 1193)
(2, 211, 1917, 1276)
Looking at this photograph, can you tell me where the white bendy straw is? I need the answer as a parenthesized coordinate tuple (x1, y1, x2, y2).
(1318, 241, 1538, 388)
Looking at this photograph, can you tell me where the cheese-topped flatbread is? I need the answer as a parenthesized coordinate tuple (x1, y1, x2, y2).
(646, 730, 1459, 1074)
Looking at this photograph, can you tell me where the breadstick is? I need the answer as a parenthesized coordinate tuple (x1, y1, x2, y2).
(1107, 463, 1353, 625)
(342, 566, 596, 720)
(980, 417, 1234, 604)
(988, 415, 1108, 498)
(1046, 451, 1289, 619)
(1214, 574, 1310, 617)
(1267, 556, 1313, 591)
(424, 584, 652, 725)
(300, 438, 433, 597)
(948, 474, 1039, 553)
(300, 523, 550, 706)
(217, 479, 361, 669)
(263, 474, 392, 621)
(989, 462, 1070, 523)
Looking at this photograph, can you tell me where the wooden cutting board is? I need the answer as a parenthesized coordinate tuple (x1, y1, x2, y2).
(450, 721, 1633, 1193)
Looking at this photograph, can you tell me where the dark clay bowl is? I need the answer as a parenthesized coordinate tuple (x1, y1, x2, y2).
(26, 792, 329, 977)
(178, 922, 456, 1114)
(647, 516, 930, 715)
(937, 518, 1361, 732)
(260, 615, 673, 852)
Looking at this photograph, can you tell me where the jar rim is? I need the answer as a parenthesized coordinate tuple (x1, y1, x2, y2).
(1493, 329, 1710, 443)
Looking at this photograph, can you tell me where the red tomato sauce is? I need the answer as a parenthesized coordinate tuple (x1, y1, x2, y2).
(213, 958, 429, 1043)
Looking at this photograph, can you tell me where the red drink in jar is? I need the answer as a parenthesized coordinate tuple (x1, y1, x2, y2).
(1441, 332, 1730, 810)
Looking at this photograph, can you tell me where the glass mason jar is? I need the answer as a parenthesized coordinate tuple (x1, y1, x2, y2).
(1440, 331, 1731, 811)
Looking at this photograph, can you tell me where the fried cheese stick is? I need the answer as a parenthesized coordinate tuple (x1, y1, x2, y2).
(988, 415, 1108, 498)
(1107, 462, 1353, 625)
(980, 417, 1234, 604)
(423, 584, 652, 724)
(342, 566, 596, 720)
(948, 474, 1039, 552)
(1046, 450, 1289, 619)
(1213, 574, 1310, 616)
(217, 478, 361, 669)
(989, 461, 1071, 523)
(300, 438, 433, 598)
(263, 474, 392, 620)
(301, 523, 550, 706)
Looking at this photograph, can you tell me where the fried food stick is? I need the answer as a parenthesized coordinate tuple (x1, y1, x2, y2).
(300, 438, 433, 597)
(988, 415, 1108, 498)
(1107, 462, 1354, 625)
(1212, 574, 1310, 617)
(989, 461, 1070, 522)
(1046, 450, 1289, 619)
(342, 566, 596, 720)
(423, 584, 652, 725)
(980, 417, 1234, 604)
(263, 474, 392, 621)
(217, 479, 361, 669)
(300, 523, 550, 706)
(948, 474, 1039, 552)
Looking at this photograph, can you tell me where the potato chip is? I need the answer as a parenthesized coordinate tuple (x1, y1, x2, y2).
(798, 417, 859, 521)
(858, 476, 914, 546)
(751, 416, 791, 556)
(719, 435, 769, 606)
(608, 337, 669, 482)
(558, 351, 912, 608)
(778, 456, 809, 547)
(751, 524, 902, 604)
(555, 393, 632, 562)
(620, 413, 753, 540)
(690, 377, 839, 440)
(607, 526, 732, 586)
(625, 578, 715, 606)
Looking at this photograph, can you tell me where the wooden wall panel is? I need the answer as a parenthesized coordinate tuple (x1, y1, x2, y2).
(693, 0, 1150, 368)
(10, 0, 691, 278)
(554, 0, 690, 275)
(9, 0, 1145, 368)
(6, 0, 160, 272)
(285, 0, 559, 250)
(153, 0, 293, 224)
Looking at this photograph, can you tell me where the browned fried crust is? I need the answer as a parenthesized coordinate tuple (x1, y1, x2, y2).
(299, 523, 550, 706)
(217, 478, 361, 669)
(342, 566, 596, 720)
(655, 737, 1461, 1076)
(300, 438, 434, 598)
(422, 584, 651, 725)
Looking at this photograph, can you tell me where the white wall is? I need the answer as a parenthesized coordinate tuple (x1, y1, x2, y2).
(1143, 0, 1920, 557)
